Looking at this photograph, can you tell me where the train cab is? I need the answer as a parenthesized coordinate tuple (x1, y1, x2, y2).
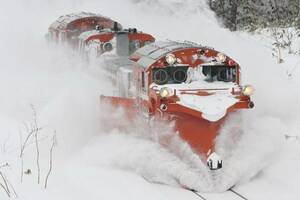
(48, 12, 122, 46)
(129, 41, 254, 169)
(78, 27, 155, 59)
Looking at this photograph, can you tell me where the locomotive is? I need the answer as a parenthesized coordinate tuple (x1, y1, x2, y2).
(101, 41, 254, 170)
(78, 26, 155, 86)
(47, 12, 155, 84)
(47, 12, 155, 60)
(47, 13, 254, 170)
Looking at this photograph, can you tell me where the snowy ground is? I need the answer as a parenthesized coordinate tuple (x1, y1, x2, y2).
(0, 0, 300, 199)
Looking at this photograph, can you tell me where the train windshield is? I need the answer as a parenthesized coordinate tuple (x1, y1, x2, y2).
(187, 65, 236, 83)
(201, 65, 236, 82)
(152, 66, 188, 85)
(129, 40, 141, 55)
(152, 65, 236, 85)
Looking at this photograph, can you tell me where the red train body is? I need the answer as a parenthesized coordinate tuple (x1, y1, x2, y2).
(48, 12, 122, 46)
(102, 41, 254, 170)
(47, 12, 155, 59)
(48, 13, 254, 170)
(78, 28, 155, 59)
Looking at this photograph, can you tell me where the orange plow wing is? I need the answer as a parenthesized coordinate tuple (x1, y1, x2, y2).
(100, 95, 137, 118)
(174, 113, 224, 158)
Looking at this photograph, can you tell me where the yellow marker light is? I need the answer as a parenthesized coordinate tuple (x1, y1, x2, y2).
(242, 85, 254, 96)
(159, 87, 173, 98)
(217, 53, 227, 63)
(165, 53, 177, 65)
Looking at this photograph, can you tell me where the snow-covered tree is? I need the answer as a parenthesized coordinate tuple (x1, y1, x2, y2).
(209, 0, 300, 30)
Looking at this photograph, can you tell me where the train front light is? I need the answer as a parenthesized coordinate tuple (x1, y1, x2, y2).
(159, 87, 173, 98)
(217, 53, 227, 63)
(242, 85, 254, 96)
(165, 53, 177, 65)
(103, 42, 113, 52)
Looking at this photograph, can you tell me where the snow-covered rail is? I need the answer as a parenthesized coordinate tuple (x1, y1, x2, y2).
(229, 188, 248, 200)
(191, 188, 248, 200)
(192, 191, 207, 200)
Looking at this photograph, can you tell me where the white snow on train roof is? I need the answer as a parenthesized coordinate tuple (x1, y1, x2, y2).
(78, 30, 99, 40)
(179, 91, 238, 122)
(137, 56, 156, 69)
(78, 29, 113, 41)
(135, 40, 205, 68)
(49, 12, 112, 31)
(136, 41, 177, 56)
(136, 40, 201, 57)
(149, 43, 199, 59)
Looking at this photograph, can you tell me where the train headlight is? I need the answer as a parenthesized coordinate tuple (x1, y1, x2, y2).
(159, 87, 173, 98)
(165, 53, 177, 65)
(217, 53, 227, 63)
(133, 40, 140, 49)
(103, 42, 113, 52)
(242, 85, 254, 96)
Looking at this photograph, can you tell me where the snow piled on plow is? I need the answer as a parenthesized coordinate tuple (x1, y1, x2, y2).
(178, 92, 238, 122)
(0, 0, 300, 199)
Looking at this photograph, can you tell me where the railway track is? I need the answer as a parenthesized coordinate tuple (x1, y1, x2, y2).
(191, 188, 248, 200)
(228, 188, 248, 200)
(142, 174, 249, 200)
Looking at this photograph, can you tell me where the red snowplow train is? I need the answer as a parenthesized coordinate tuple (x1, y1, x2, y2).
(48, 12, 254, 170)
(101, 41, 254, 170)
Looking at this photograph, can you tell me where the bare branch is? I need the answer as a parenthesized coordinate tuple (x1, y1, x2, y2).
(30, 105, 41, 185)
(20, 123, 42, 158)
(19, 120, 41, 183)
(35, 132, 40, 185)
(0, 170, 18, 198)
(0, 171, 10, 197)
(19, 105, 43, 184)
(0, 172, 10, 195)
(5, 177, 17, 198)
(19, 130, 24, 183)
(0, 182, 10, 198)
(44, 133, 56, 189)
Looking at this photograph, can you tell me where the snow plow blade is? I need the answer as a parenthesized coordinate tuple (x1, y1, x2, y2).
(174, 113, 224, 159)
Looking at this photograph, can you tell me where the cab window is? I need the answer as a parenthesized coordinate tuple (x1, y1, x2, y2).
(152, 66, 188, 85)
(142, 71, 148, 92)
(202, 65, 236, 82)
(129, 40, 141, 55)
(144, 40, 153, 46)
